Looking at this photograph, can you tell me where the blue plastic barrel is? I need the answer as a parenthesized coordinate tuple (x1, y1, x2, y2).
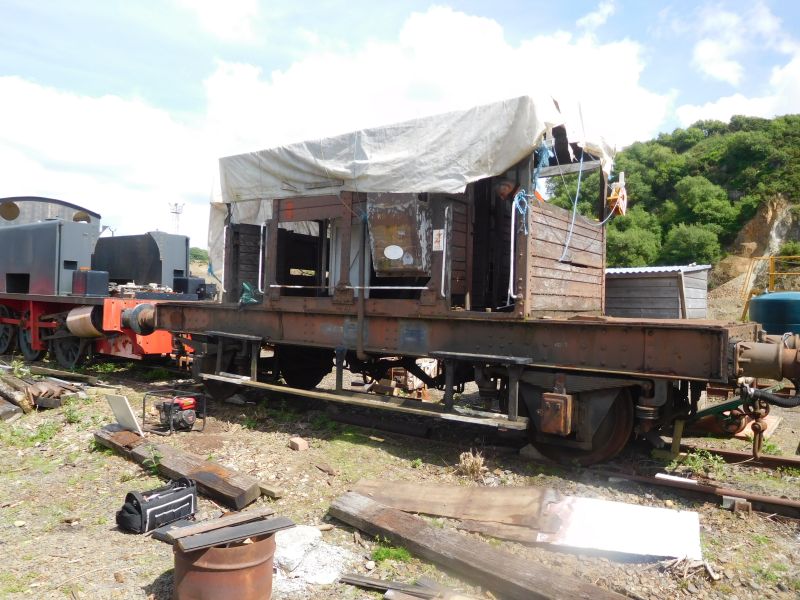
(749, 291, 800, 334)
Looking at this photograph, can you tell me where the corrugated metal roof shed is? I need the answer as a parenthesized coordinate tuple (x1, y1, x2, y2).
(605, 265, 711, 275)
(604, 265, 711, 319)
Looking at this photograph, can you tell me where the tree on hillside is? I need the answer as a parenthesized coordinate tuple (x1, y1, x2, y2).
(189, 247, 209, 262)
(606, 205, 662, 267)
(660, 224, 721, 265)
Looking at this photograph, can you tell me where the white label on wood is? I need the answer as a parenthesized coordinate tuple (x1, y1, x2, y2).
(432, 229, 444, 251)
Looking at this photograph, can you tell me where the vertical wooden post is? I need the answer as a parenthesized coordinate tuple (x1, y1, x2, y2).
(599, 170, 608, 315)
(507, 365, 523, 421)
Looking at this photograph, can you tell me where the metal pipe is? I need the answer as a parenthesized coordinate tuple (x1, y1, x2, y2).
(356, 218, 367, 360)
(508, 201, 517, 303)
(65, 306, 103, 338)
(257, 221, 267, 294)
(441, 205, 450, 299)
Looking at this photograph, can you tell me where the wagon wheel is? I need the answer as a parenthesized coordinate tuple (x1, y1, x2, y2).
(0, 305, 16, 355)
(278, 345, 333, 390)
(529, 388, 634, 466)
(17, 312, 47, 362)
(50, 336, 90, 370)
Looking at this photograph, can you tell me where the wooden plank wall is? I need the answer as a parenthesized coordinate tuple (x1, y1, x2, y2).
(450, 200, 469, 296)
(605, 271, 708, 319)
(223, 223, 262, 303)
(524, 202, 604, 317)
(683, 270, 709, 318)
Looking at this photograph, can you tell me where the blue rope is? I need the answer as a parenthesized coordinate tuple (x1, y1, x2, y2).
(510, 140, 553, 236)
(512, 189, 529, 235)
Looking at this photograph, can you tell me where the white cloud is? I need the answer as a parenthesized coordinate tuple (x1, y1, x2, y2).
(0, 6, 673, 247)
(677, 2, 800, 125)
(0, 76, 213, 245)
(204, 6, 670, 153)
(175, 0, 260, 42)
(692, 38, 743, 86)
(577, 1, 616, 30)
(691, 5, 745, 85)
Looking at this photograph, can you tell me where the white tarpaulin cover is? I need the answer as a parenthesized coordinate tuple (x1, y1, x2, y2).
(208, 95, 615, 284)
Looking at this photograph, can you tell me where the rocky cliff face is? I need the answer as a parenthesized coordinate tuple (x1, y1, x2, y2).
(711, 195, 792, 286)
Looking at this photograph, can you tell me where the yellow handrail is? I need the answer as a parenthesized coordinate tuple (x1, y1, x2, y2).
(740, 255, 800, 321)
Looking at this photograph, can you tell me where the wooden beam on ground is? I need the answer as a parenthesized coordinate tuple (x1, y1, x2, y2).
(0, 396, 22, 421)
(0, 376, 33, 413)
(329, 492, 628, 600)
(352, 480, 556, 528)
(455, 519, 539, 544)
(94, 424, 261, 510)
(28, 366, 98, 385)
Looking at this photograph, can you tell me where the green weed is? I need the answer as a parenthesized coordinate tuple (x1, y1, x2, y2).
(760, 439, 781, 456)
(141, 367, 172, 381)
(311, 413, 338, 432)
(88, 438, 113, 454)
(64, 405, 82, 424)
(89, 361, 127, 374)
(0, 421, 61, 447)
(11, 359, 30, 378)
(372, 539, 411, 563)
(410, 458, 422, 469)
(669, 449, 726, 478)
(242, 416, 260, 430)
(142, 448, 162, 475)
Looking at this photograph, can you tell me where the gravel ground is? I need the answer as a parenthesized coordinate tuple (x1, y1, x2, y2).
(1, 358, 799, 600)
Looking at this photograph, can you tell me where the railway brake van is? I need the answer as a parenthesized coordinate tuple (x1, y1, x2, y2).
(155, 96, 800, 464)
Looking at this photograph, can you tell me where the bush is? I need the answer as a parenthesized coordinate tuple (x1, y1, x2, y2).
(779, 241, 800, 256)
(189, 247, 209, 262)
(660, 224, 721, 265)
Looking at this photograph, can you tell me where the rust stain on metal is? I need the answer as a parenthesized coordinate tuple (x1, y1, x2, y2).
(173, 533, 276, 600)
(540, 392, 573, 436)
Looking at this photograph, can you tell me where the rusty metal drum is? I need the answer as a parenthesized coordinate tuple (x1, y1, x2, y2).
(173, 534, 276, 600)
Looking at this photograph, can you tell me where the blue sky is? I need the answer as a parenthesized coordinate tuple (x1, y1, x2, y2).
(1, 0, 798, 246)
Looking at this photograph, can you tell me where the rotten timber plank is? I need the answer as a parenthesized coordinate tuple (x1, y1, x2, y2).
(94, 424, 261, 510)
(329, 492, 627, 600)
(155, 506, 276, 543)
(351, 480, 554, 528)
(177, 516, 295, 552)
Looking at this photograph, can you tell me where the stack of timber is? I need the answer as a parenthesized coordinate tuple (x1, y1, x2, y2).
(0, 366, 87, 415)
(330, 491, 627, 600)
(153, 507, 294, 552)
(94, 424, 262, 510)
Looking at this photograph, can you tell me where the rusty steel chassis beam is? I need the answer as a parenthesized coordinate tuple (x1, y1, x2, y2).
(156, 301, 759, 384)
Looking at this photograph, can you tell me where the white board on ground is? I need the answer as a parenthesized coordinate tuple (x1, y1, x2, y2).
(537, 496, 702, 560)
(105, 394, 144, 436)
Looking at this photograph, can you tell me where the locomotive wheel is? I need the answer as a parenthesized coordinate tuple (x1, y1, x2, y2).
(0, 306, 16, 355)
(278, 346, 333, 390)
(50, 336, 89, 370)
(17, 314, 46, 362)
(529, 388, 634, 466)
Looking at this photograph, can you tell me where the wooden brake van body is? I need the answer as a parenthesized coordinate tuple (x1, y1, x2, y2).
(156, 97, 770, 464)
